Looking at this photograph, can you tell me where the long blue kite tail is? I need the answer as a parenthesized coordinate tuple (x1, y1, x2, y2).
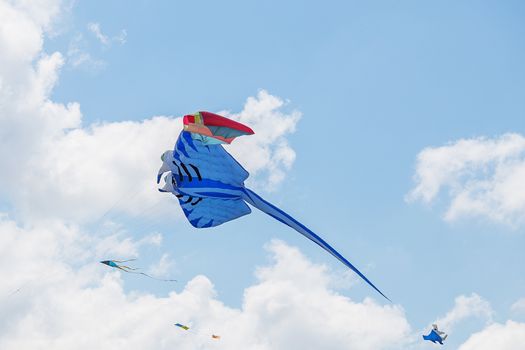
(242, 188, 390, 301)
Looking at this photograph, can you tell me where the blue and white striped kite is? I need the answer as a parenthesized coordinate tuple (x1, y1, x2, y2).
(158, 112, 389, 300)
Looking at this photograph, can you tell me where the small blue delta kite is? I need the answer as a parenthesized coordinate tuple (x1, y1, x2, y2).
(423, 324, 448, 345)
(158, 111, 389, 300)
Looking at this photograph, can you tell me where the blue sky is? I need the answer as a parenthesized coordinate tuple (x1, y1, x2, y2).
(50, 0, 525, 304)
(2, 0, 525, 348)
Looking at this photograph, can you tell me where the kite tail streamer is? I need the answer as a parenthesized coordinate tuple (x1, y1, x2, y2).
(242, 188, 390, 301)
(136, 271, 177, 282)
(117, 267, 177, 282)
(113, 259, 137, 263)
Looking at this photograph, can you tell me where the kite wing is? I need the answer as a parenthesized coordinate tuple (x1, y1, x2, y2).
(423, 329, 444, 344)
(157, 113, 254, 226)
(163, 130, 250, 187)
(422, 334, 435, 343)
(178, 196, 251, 228)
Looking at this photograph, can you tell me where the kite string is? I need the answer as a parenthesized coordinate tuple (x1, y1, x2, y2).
(97, 180, 172, 232)
(94, 125, 158, 225)
(96, 184, 143, 225)
(86, 191, 166, 255)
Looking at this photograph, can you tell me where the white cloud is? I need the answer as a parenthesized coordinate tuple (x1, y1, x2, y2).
(243, 240, 411, 350)
(11, 93, 300, 222)
(407, 134, 525, 226)
(0, 1, 300, 224)
(87, 22, 126, 46)
(224, 90, 301, 189)
(458, 321, 525, 350)
(511, 298, 525, 314)
(17, 115, 182, 222)
(67, 22, 126, 70)
(148, 253, 174, 277)
(66, 33, 106, 69)
(87, 22, 109, 45)
(0, 1, 82, 212)
(2, 0, 62, 36)
(435, 293, 493, 332)
(114, 29, 127, 44)
(93, 230, 163, 261)
(0, 214, 411, 350)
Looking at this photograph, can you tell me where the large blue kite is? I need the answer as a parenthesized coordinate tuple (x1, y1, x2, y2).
(158, 111, 389, 300)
